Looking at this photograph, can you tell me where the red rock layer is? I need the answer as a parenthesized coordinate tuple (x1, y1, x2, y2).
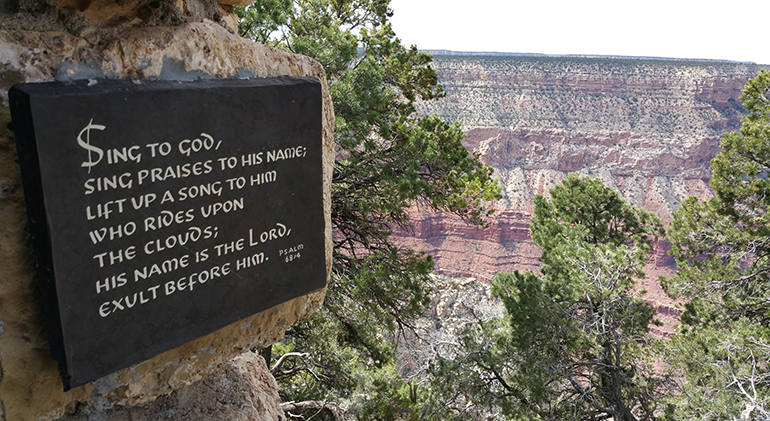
(397, 57, 764, 337)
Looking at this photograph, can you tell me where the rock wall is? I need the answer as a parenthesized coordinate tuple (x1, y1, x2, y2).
(398, 56, 766, 336)
(0, 6, 334, 421)
(422, 56, 763, 219)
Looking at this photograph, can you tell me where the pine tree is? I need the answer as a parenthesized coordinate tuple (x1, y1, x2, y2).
(236, 2, 500, 419)
(431, 174, 668, 421)
(663, 70, 770, 420)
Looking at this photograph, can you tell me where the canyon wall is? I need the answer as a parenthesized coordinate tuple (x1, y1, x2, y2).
(398, 56, 765, 334)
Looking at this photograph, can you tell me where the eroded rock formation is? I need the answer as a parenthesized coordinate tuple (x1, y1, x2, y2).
(395, 274, 503, 382)
(399, 56, 765, 336)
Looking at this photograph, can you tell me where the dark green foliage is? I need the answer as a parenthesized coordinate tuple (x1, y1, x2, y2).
(427, 316, 519, 420)
(531, 173, 663, 281)
(664, 69, 770, 420)
(234, 0, 291, 45)
(431, 175, 668, 421)
(236, 1, 499, 419)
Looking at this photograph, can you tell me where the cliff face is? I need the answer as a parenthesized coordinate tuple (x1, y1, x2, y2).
(423, 57, 760, 219)
(398, 56, 764, 334)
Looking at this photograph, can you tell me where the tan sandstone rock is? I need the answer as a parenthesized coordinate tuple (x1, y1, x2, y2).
(58, 353, 285, 420)
(0, 18, 333, 421)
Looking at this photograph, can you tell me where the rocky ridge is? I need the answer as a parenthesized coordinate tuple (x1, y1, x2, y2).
(398, 56, 766, 337)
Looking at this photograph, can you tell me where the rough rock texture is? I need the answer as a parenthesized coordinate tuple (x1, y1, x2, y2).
(58, 353, 284, 421)
(0, 0, 239, 35)
(398, 56, 766, 337)
(0, 18, 334, 421)
(395, 274, 503, 382)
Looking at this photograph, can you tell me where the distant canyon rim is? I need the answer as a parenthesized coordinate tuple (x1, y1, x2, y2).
(396, 55, 765, 337)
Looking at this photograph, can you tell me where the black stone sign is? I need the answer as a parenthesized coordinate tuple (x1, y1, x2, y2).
(9, 77, 325, 390)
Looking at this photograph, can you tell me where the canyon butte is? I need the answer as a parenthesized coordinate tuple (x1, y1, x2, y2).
(398, 54, 766, 337)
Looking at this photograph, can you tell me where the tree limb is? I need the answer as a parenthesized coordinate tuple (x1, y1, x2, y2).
(280, 400, 345, 421)
(270, 352, 309, 375)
